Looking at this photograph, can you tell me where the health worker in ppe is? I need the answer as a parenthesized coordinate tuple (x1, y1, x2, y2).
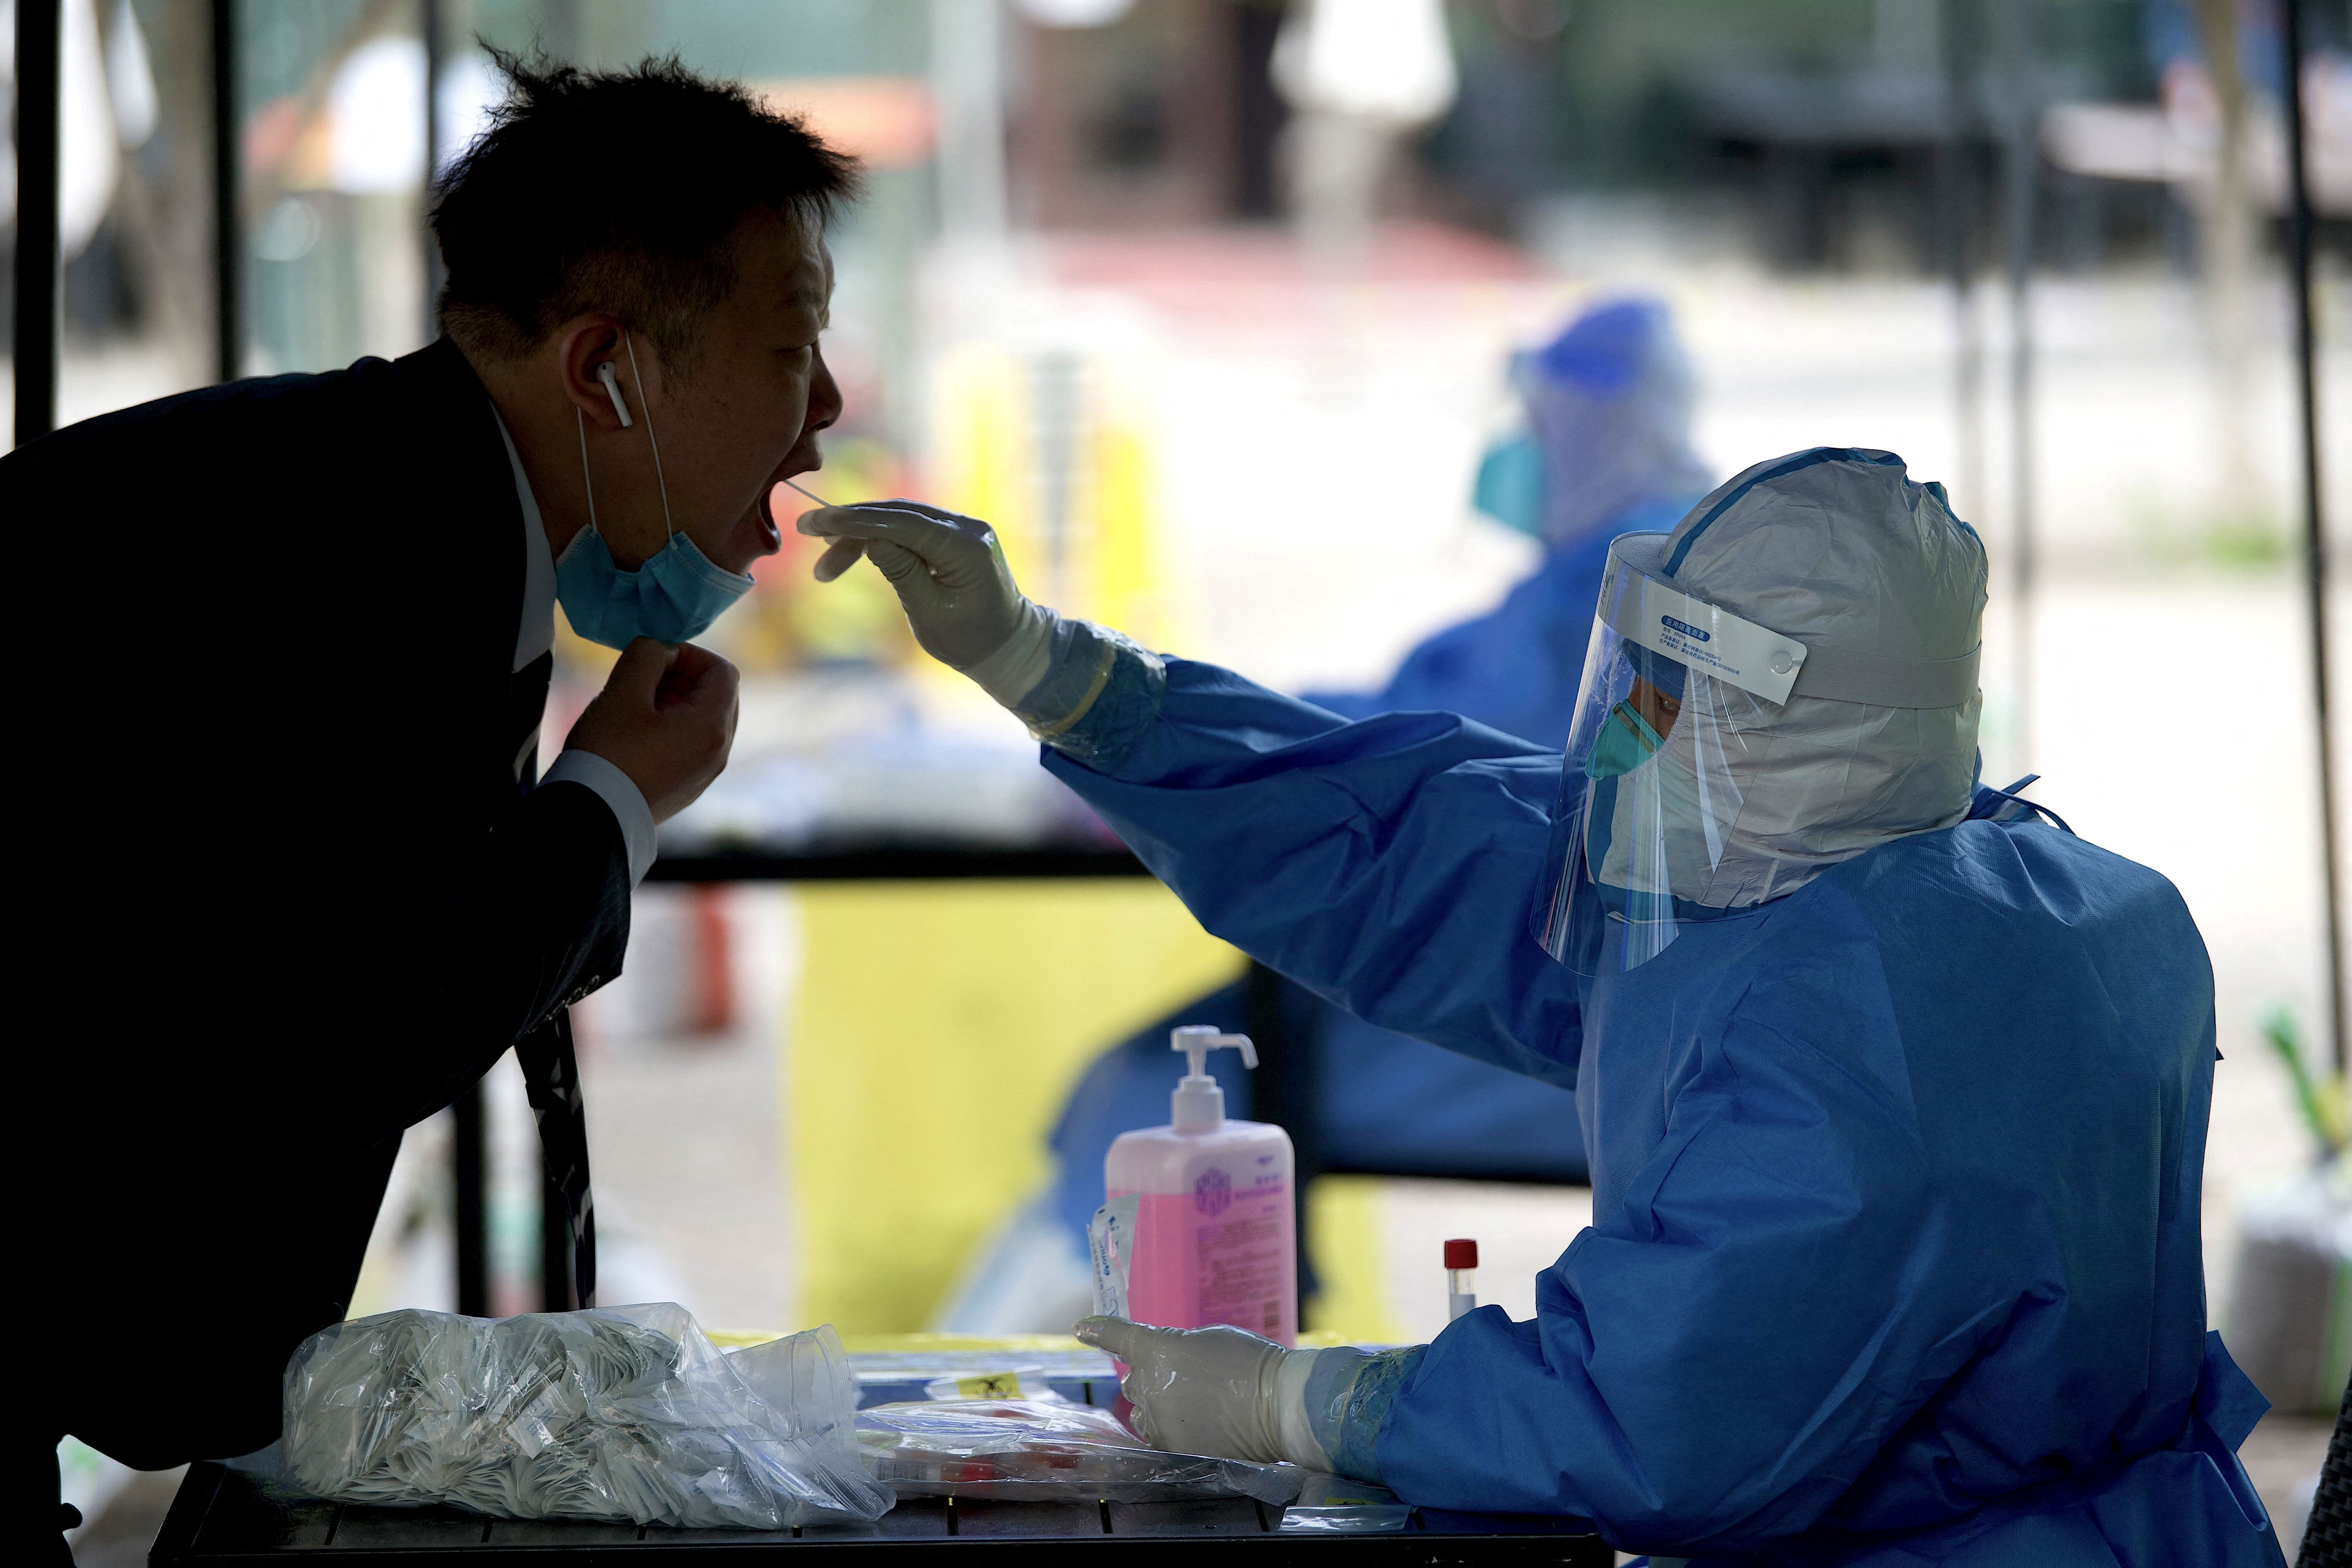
(797, 448, 2284, 1566)
(948, 300, 1712, 1330)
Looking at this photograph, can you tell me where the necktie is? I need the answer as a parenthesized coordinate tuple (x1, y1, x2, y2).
(509, 651, 598, 1311)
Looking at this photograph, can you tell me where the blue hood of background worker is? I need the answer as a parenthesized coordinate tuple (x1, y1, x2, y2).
(1030, 301, 1716, 1273)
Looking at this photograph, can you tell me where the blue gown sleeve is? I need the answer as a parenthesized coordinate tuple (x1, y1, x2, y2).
(1042, 653, 1584, 1087)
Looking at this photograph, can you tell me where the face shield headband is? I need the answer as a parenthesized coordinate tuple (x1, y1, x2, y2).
(1532, 533, 1979, 975)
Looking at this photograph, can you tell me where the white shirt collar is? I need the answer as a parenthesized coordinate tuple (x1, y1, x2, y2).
(493, 409, 558, 673)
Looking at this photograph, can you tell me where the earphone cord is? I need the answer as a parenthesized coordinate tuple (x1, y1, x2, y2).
(576, 406, 599, 534)
(623, 330, 676, 538)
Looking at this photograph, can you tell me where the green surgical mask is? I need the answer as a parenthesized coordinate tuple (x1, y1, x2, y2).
(1583, 700, 1664, 780)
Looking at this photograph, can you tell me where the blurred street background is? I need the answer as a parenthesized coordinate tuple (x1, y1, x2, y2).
(11, 0, 2349, 1557)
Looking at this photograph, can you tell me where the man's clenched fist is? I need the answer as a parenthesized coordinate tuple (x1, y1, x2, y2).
(563, 638, 739, 823)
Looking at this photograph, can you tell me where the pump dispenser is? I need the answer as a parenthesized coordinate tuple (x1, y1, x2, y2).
(1104, 1025, 1298, 1344)
(1169, 1025, 1255, 1131)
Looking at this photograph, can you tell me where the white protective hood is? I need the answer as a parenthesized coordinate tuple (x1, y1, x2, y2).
(1552, 447, 1994, 945)
(1602, 449, 1989, 913)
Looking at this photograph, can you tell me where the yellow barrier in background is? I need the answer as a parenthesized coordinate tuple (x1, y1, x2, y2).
(789, 881, 1244, 1333)
(929, 339, 1180, 653)
(1304, 1176, 1411, 1346)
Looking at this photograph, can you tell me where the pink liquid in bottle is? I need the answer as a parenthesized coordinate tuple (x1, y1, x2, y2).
(1104, 1028, 1297, 1345)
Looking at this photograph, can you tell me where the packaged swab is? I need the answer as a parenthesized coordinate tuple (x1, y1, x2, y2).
(855, 1397, 1304, 1504)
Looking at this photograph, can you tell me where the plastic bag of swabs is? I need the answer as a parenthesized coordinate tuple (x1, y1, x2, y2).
(283, 1304, 892, 1528)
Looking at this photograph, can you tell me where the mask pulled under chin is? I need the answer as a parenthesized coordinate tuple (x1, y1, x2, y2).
(555, 524, 754, 650)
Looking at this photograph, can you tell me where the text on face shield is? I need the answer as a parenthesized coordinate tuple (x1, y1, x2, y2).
(1661, 615, 1711, 643)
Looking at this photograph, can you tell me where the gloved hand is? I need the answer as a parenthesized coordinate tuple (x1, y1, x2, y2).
(1073, 1317, 1328, 1469)
(796, 501, 1056, 705)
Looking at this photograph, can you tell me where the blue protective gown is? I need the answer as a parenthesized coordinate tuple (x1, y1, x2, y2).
(1042, 657, 2285, 1566)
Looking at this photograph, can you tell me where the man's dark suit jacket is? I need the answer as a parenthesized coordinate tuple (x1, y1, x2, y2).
(6, 338, 631, 1470)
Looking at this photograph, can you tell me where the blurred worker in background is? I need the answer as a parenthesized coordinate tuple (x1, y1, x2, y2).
(940, 300, 1711, 1334)
(804, 450, 2282, 1563)
(8, 57, 849, 1560)
(1306, 299, 1713, 740)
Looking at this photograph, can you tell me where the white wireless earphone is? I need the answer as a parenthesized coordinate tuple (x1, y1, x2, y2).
(595, 360, 634, 428)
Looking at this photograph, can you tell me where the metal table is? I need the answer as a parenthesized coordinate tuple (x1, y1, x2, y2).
(153, 1459, 1612, 1565)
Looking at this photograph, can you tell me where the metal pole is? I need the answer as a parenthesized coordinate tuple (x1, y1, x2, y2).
(211, 0, 240, 382)
(2281, 0, 2345, 1073)
(1996, 0, 2038, 772)
(453, 1078, 489, 1316)
(13, 0, 62, 446)
(1940, 0, 1986, 583)
(929, 0, 1010, 245)
(1247, 961, 1320, 1321)
(422, 0, 445, 341)
(540, 1153, 571, 1312)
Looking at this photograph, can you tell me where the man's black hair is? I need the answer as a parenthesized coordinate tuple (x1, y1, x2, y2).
(432, 51, 858, 372)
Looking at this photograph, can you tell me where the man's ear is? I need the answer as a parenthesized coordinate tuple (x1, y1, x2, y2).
(555, 316, 629, 431)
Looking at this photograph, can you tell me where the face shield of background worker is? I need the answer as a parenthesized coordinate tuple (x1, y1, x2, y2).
(798, 453, 2283, 1564)
(4, 54, 851, 1521)
(945, 299, 1714, 1332)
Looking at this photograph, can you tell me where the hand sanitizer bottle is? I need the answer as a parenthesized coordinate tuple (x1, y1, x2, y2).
(1105, 1025, 1298, 1345)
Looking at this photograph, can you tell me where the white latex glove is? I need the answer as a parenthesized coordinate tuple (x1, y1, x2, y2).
(1074, 1316, 1330, 1469)
(796, 500, 1055, 704)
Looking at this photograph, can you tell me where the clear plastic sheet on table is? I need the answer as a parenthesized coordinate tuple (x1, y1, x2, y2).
(283, 1304, 893, 1529)
(842, 1348, 1119, 1406)
(855, 1395, 1304, 1504)
(1280, 1472, 1413, 1533)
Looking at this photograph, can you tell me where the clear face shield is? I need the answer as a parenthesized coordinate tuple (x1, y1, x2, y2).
(1535, 535, 1814, 975)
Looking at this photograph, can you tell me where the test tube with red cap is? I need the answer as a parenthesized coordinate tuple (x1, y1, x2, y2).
(1444, 1239, 1478, 1322)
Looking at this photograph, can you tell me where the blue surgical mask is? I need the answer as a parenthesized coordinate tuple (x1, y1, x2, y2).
(557, 331, 754, 649)
(1473, 428, 1547, 540)
(556, 524, 756, 649)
